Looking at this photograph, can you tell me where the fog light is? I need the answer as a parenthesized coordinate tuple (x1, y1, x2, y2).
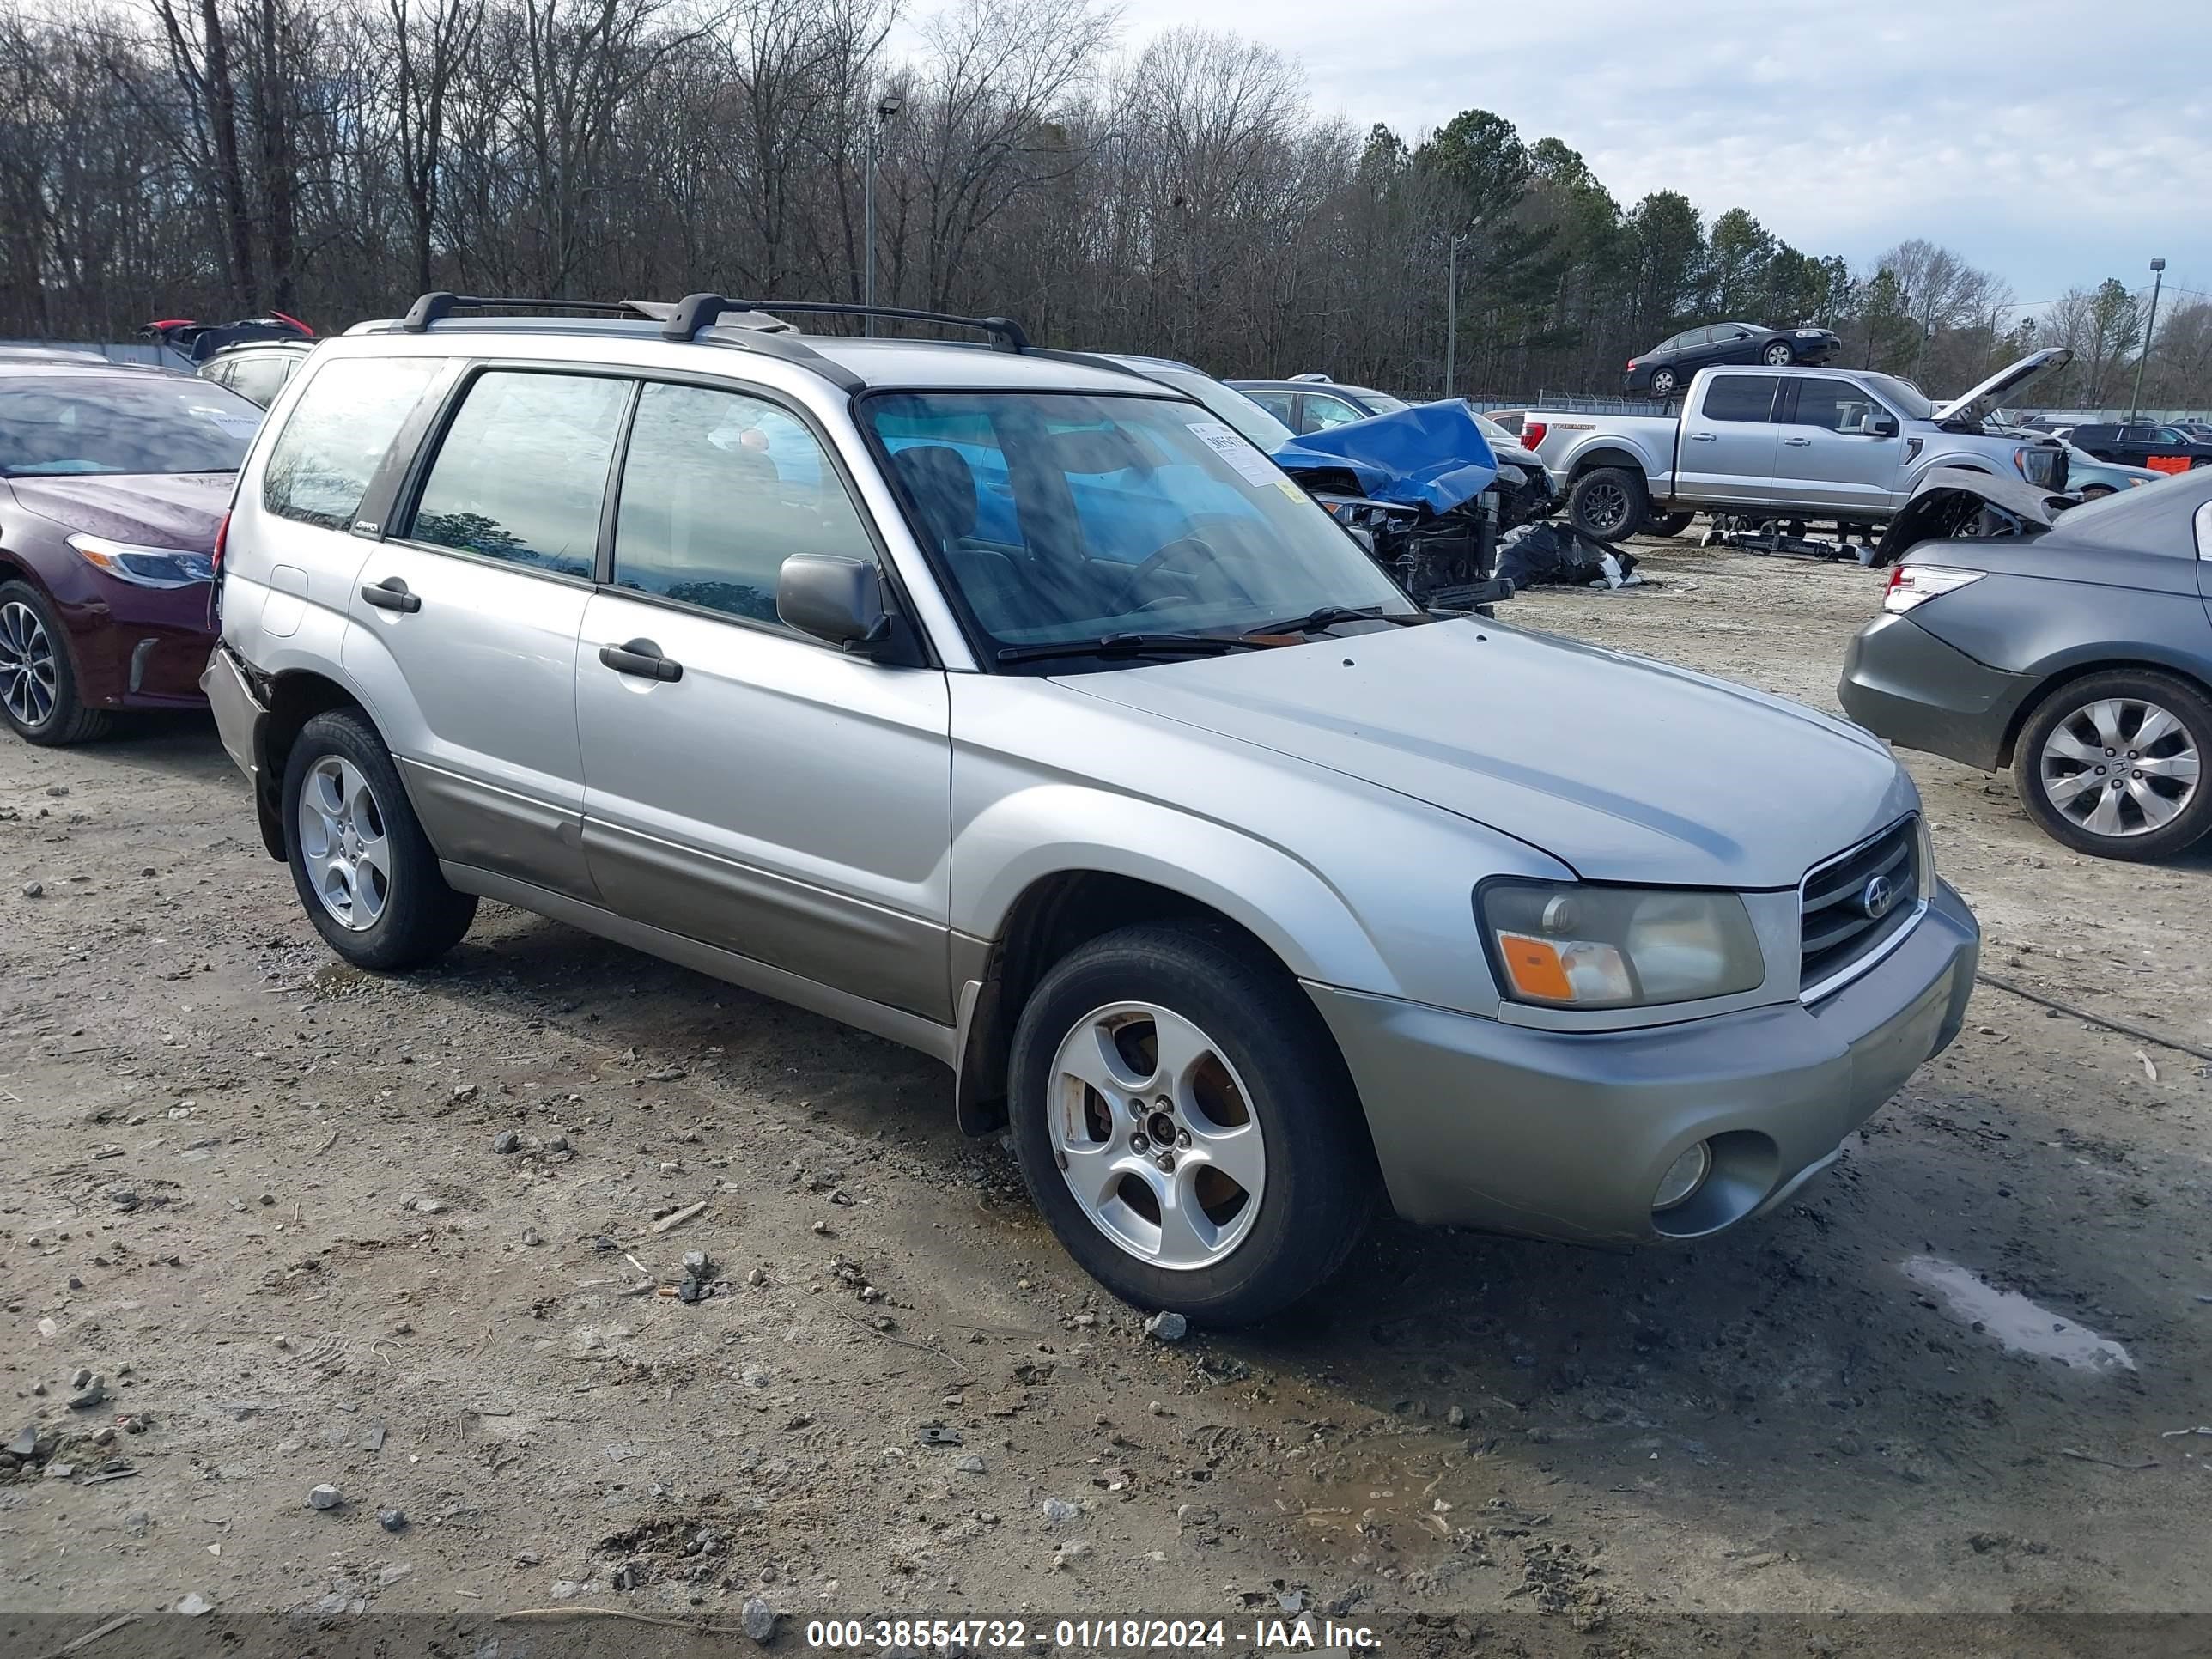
(1653, 1141, 1712, 1211)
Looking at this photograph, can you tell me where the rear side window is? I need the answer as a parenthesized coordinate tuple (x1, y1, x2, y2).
(610, 382, 868, 626)
(264, 357, 444, 530)
(408, 371, 629, 579)
(1702, 375, 1778, 422)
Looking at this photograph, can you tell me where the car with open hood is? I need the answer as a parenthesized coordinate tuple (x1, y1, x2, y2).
(1, 356, 256, 744)
(201, 293, 1978, 1322)
(1527, 349, 2076, 543)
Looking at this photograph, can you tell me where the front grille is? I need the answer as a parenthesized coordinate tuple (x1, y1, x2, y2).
(2020, 445, 2069, 489)
(1799, 817, 1921, 999)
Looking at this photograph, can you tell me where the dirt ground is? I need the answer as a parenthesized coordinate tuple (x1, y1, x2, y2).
(4, 536, 2211, 1656)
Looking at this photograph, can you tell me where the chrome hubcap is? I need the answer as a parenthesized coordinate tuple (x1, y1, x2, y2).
(298, 756, 392, 929)
(1764, 343, 1791, 364)
(1651, 371, 1674, 393)
(2039, 697, 2199, 839)
(0, 600, 58, 727)
(1049, 1002, 1265, 1271)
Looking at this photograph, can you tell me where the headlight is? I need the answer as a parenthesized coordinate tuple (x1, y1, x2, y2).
(1477, 880, 1765, 1009)
(66, 533, 215, 589)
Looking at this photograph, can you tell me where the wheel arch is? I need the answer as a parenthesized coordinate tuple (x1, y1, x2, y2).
(951, 860, 1376, 1139)
(1997, 654, 2212, 767)
(1565, 445, 1650, 483)
(252, 668, 376, 860)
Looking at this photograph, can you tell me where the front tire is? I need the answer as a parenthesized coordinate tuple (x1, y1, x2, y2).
(1568, 466, 1650, 543)
(283, 708, 477, 969)
(1762, 341, 1796, 366)
(2012, 671, 2212, 861)
(1006, 921, 1377, 1326)
(0, 581, 109, 746)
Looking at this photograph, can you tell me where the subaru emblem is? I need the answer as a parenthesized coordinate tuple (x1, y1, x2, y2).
(1860, 874, 1895, 920)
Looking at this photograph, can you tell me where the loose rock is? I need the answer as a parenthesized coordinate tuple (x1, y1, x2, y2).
(307, 1483, 343, 1510)
(1144, 1311, 1188, 1343)
(741, 1595, 777, 1643)
(492, 1130, 521, 1154)
(66, 1375, 106, 1411)
(380, 1509, 408, 1532)
(177, 1592, 212, 1616)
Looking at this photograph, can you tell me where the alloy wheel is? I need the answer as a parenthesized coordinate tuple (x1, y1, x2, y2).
(1048, 1001, 1266, 1271)
(1580, 479, 1630, 535)
(0, 600, 58, 729)
(297, 755, 392, 929)
(1650, 369, 1676, 396)
(2039, 697, 2200, 839)
(1763, 343, 1794, 365)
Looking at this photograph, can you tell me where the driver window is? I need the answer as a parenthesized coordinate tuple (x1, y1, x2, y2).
(1243, 389, 1295, 423)
(611, 382, 870, 627)
(1303, 395, 1364, 432)
(1791, 379, 1886, 434)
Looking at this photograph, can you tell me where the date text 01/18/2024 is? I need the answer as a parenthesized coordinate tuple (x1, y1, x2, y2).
(802, 1617, 1382, 1651)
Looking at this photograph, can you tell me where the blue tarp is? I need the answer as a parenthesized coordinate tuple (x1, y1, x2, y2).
(1270, 399, 1498, 514)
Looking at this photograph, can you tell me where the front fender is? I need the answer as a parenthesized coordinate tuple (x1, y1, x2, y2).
(954, 782, 1400, 995)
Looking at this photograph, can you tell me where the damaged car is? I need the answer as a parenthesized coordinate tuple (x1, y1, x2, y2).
(1840, 465, 2212, 860)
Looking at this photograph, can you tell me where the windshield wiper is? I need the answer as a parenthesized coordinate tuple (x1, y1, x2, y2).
(1243, 604, 1419, 635)
(995, 631, 1264, 665)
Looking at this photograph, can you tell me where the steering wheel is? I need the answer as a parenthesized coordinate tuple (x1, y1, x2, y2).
(1105, 520, 1243, 612)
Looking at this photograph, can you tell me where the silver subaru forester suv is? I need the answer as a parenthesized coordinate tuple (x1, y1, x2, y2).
(203, 294, 1979, 1322)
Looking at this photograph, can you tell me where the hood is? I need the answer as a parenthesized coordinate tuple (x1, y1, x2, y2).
(1272, 401, 1498, 514)
(1057, 617, 1913, 889)
(1872, 465, 2071, 566)
(5, 471, 234, 550)
(1931, 347, 2073, 422)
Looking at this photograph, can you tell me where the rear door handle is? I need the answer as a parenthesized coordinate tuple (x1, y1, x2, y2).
(1687, 431, 1717, 441)
(1781, 436, 1813, 447)
(361, 577, 421, 613)
(599, 638, 683, 683)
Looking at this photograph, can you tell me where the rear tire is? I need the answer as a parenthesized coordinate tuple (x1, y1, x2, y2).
(1649, 368, 1678, 397)
(1568, 466, 1650, 543)
(1007, 921, 1377, 1326)
(0, 581, 109, 746)
(283, 708, 477, 969)
(2012, 670, 2212, 861)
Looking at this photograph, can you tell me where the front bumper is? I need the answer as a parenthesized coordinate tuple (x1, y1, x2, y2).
(62, 580, 216, 708)
(1837, 612, 2034, 771)
(1307, 878, 1978, 1246)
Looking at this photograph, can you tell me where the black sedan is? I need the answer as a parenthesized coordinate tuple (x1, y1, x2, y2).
(1838, 467, 2212, 860)
(1624, 322, 1841, 397)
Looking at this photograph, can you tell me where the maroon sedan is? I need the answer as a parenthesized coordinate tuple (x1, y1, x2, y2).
(0, 361, 258, 744)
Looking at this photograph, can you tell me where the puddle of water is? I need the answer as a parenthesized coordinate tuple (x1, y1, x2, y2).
(1901, 1255, 2135, 1373)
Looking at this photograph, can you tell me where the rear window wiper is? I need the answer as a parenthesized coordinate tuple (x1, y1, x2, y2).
(994, 631, 1263, 665)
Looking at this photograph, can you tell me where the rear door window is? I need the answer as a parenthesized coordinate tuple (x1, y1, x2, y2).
(1701, 374, 1780, 422)
(264, 357, 445, 529)
(407, 370, 629, 579)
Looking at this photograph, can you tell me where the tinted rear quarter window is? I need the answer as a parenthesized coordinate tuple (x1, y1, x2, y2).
(1701, 375, 1778, 422)
(264, 357, 446, 530)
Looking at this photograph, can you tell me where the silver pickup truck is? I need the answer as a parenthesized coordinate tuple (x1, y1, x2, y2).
(1528, 348, 2075, 542)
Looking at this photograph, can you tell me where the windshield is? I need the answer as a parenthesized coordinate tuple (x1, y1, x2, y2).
(0, 375, 258, 477)
(866, 390, 1417, 665)
(1121, 363, 1294, 453)
(1862, 374, 1936, 421)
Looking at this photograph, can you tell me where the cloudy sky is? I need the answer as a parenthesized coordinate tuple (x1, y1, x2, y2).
(1107, 0, 2210, 314)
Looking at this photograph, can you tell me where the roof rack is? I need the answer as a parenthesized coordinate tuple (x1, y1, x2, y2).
(398, 293, 658, 332)
(658, 297, 1031, 353)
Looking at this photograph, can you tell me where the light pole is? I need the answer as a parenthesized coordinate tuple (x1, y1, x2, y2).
(2127, 257, 2166, 422)
(863, 94, 902, 337)
(1443, 231, 1470, 398)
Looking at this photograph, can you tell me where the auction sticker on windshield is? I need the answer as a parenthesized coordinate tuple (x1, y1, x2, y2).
(1186, 420, 1282, 488)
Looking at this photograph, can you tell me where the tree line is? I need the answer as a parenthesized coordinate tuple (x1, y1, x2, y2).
(3, 0, 2205, 409)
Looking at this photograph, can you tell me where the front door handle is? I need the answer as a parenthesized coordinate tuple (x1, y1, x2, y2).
(1686, 431, 1717, 442)
(1781, 435, 1813, 447)
(361, 577, 421, 613)
(599, 638, 683, 683)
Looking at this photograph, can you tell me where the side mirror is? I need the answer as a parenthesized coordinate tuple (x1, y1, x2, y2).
(777, 554, 890, 651)
(1869, 413, 1899, 437)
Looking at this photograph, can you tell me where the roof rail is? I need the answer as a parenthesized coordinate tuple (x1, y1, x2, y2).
(665, 298, 1031, 353)
(397, 293, 657, 332)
